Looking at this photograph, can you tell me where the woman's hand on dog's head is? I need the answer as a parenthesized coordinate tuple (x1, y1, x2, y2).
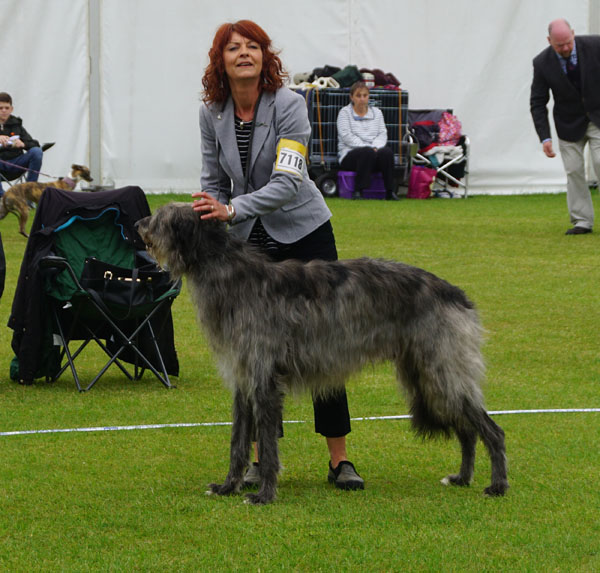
(191, 191, 229, 222)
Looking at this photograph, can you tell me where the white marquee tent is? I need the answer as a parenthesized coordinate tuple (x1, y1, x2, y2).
(2, 0, 599, 194)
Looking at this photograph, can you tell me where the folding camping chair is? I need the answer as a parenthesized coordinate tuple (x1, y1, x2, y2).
(0, 165, 25, 189)
(0, 142, 55, 190)
(408, 110, 470, 198)
(8, 186, 180, 391)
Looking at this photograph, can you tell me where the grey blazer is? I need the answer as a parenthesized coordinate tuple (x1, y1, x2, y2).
(199, 87, 331, 243)
(530, 35, 600, 143)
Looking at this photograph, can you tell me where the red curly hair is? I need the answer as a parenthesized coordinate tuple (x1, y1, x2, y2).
(202, 20, 288, 104)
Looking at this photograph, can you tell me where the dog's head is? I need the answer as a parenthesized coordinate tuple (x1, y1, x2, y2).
(70, 164, 93, 183)
(135, 202, 227, 278)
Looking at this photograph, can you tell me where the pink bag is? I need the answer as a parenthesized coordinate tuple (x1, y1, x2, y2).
(438, 111, 462, 146)
(407, 166, 436, 199)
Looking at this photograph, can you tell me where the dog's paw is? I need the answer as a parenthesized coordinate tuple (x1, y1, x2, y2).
(483, 482, 509, 497)
(441, 474, 471, 487)
(244, 492, 274, 506)
(206, 482, 237, 496)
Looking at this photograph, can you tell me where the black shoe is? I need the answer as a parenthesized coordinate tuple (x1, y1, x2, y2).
(242, 462, 260, 488)
(327, 460, 364, 490)
(565, 226, 592, 235)
(352, 191, 361, 200)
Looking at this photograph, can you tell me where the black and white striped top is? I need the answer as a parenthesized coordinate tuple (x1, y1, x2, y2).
(235, 115, 253, 175)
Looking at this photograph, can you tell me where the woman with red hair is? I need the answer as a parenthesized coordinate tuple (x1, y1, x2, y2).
(192, 20, 364, 493)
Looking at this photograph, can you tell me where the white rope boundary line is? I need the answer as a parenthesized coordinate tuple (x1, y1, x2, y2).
(0, 408, 598, 438)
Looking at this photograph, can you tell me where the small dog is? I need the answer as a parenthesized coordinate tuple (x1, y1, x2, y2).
(136, 203, 508, 505)
(0, 163, 93, 237)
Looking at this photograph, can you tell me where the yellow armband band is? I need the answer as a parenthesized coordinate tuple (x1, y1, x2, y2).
(274, 138, 307, 178)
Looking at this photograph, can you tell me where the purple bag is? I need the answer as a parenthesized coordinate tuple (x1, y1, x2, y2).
(407, 166, 436, 199)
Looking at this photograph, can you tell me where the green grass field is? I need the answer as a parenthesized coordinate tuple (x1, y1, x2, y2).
(0, 192, 599, 571)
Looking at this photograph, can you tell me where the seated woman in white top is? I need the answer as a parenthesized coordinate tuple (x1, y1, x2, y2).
(336, 81, 395, 199)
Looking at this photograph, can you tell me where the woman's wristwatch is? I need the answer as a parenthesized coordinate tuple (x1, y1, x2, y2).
(226, 203, 236, 221)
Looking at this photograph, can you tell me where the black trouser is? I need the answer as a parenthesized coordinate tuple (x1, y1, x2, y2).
(340, 146, 395, 194)
(261, 220, 352, 438)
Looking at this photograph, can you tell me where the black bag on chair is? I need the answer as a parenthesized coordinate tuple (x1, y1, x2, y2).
(80, 257, 173, 317)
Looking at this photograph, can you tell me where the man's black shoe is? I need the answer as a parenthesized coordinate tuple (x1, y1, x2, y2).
(565, 226, 592, 235)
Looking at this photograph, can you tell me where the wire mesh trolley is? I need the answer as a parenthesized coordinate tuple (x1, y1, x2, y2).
(300, 88, 411, 197)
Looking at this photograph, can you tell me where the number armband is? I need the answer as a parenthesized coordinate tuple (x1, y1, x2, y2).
(274, 138, 306, 179)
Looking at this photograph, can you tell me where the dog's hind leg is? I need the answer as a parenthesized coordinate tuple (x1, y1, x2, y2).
(465, 406, 509, 496)
(441, 426, 477, 487)
(244, 381, 284, 505)
(208, 388, 253, 497)
(396, 341, 508, 496)
(17, 202, 30, 238)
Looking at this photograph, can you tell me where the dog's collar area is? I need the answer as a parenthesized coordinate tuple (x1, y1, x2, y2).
(62, 177, 76, 189)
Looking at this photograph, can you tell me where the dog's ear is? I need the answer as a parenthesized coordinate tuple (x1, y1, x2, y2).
(158, 205, 203, 274)
(171, 206, 228, 264)
(172, 206, 201, 247)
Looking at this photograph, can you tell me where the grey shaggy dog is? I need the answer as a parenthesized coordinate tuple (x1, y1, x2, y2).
(136, 203, 508, 505)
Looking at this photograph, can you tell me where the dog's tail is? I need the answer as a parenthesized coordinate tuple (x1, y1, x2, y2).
(395, 304, 486, 438)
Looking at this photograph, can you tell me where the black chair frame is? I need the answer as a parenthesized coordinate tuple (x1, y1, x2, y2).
(41, 255, 180, 392)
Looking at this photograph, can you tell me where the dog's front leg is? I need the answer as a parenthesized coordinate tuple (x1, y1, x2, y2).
(208, 388, 252, 497)
(245, 383, 284, 505)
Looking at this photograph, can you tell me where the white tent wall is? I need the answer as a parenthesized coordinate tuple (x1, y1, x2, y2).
(1, 0, 595, 194)
(348, 1, 589, 194)
(99, 0, 351, 192)
(0, 0, 89, 181)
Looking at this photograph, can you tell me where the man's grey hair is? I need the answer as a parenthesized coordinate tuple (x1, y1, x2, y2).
(548, 18, 572, 36)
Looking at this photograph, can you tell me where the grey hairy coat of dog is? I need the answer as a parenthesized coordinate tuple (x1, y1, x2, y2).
(136, 202, 508, 505)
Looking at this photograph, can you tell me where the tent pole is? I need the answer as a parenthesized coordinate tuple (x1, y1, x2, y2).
(590, 0, 600, 33)
(88, 0, 102, 185)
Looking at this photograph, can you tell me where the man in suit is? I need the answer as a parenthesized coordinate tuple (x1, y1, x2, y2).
(530, 18, 600, 234)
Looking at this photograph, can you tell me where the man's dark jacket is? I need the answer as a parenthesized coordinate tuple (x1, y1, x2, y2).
(0, 115, 40, 161)
(530, 35, 600, 143)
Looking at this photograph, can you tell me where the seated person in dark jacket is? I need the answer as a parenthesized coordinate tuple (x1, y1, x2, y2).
(336, 81, 395, 199)
(0, 92, 43, 194)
